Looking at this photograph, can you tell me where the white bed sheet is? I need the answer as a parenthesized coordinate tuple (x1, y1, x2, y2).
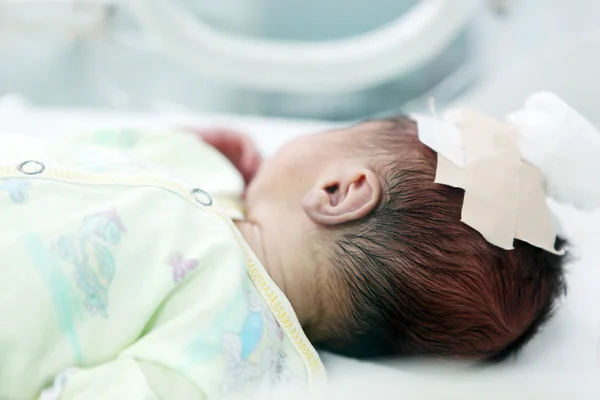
(1, 102, 599, 398)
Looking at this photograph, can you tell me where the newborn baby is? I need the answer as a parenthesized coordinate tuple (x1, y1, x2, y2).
(203, 117, 566, 360)
(3, 93, 591, 399)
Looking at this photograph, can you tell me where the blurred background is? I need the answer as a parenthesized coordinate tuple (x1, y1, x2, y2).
(0, 0, 599, 121)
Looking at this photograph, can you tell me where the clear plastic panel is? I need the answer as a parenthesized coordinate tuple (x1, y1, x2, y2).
(0, 1, 470, 120)
(176, 0, 420, 41)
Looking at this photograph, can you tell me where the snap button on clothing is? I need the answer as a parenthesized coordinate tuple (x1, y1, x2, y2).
(191, 188, 213, 206)
(18, 160, 45, 175)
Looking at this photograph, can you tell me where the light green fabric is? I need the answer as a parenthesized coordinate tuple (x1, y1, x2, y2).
(0, 131, 324, 400)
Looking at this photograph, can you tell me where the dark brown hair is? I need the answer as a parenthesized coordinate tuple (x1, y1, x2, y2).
(316, 117, 567, 361)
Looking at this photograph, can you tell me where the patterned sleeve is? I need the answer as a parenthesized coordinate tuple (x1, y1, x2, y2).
(69, 128, 245, 199)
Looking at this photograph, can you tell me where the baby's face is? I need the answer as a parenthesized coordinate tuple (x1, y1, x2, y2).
(246, 129, 346, 211)
(242, 123, 384, 332)
(244, 129, 347, 316)
(245, 122, 380, 211)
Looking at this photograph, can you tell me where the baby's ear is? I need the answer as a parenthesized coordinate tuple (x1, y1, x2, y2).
(302, 166, 382, 226)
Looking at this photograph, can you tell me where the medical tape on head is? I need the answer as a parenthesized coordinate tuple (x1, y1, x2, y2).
(417, 109, 563, 255)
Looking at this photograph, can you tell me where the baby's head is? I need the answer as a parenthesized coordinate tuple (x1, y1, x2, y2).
(242, 117, 567, 361)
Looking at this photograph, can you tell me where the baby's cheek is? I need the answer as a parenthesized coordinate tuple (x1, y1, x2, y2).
(252, 158, 289, 189)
